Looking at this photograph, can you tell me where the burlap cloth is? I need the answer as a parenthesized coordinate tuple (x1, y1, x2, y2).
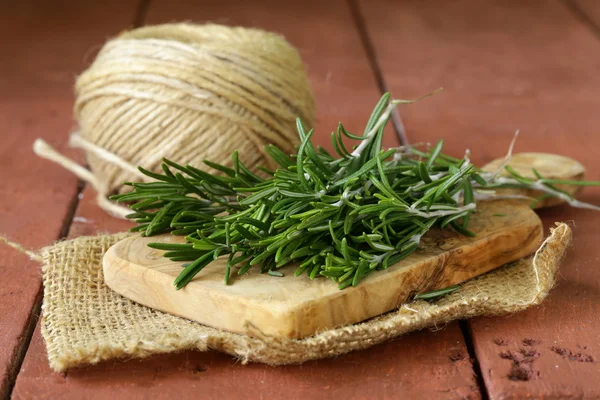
(40, 223, 571, 372)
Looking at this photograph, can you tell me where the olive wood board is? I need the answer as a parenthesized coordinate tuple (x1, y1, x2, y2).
(103, 199, 542, 339)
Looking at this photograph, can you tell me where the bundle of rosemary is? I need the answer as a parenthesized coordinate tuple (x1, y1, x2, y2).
(113, 93, 599, 290)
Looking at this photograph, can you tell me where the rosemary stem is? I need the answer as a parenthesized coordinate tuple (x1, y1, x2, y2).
(112, 91, 600, 290)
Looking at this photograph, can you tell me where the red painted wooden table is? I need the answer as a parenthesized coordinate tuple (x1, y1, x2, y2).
(2, 1, 600, 398)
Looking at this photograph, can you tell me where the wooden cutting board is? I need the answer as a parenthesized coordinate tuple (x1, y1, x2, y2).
(103, 199, 542, 339)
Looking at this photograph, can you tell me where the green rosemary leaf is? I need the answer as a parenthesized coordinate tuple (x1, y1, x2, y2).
(147, 242, 194, 251)
(297, 120, 332, 177)
(364, 92, 390, 136)
(441, 210, 471, 228)
(541, 179, 600, 186)
(237, 217, 270, 232)
(462, 178, 474, 227)
(114, 92, 600, 291)
(174, 250, 217, 289)
(335, 128, 352, 156)
(414, 285, 460, 300)
(265, 144, 294, 168)
(504, 165, 534, 185)
(473, 173, 487, 186)
(296, 126, 314, 189)
(239, 186, 277, 205)
(144, 202, 174, 236)
(234, 224, 260, 240)
(418, 162, 432, 184)
(224, 252, 235, 284)
(237, 258, 253, 276)
(203, 160, 236, 177)
(352, 260, 369, 287)
(529, 194, 553, 209)
(427, 139, 444, 169)
(338, 122, 365, 140)
(450, 221, 476, 237)
(137, 166, 175, 183)
(368, 123, 386, 160)
(338, 279, 354, 290)
(278, 190, 320, 200)
(332, 149, 396, 188)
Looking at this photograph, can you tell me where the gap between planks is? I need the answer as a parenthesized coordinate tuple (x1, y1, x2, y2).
(349, 0, 488, 397)
(347, 0, 408, 145)
(3, 180, 85, 400)
(11, 1, 480, 394)
(353, 0, 600, 397)
(5, 0, 150, 396)
(133, 0, 152, 28)
(460, 321, 490, 400)
(562, 0, 600, 39)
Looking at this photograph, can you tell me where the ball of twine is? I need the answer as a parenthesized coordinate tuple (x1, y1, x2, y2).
(35, 23, 315, 217)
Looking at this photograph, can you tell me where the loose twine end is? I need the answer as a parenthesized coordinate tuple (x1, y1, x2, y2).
(0, 236, 43, 262)
(33, 137, 131, 219)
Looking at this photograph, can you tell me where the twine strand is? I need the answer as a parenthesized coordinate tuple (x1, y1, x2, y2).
(33, 23, 314, 219)
(0, 236, 42, 262)
(69, 133, 146, 180)
(33, 138, 99, 188)
(33, 138, 131, 218)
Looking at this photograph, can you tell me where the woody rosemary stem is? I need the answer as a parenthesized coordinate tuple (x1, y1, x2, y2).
(112, 92, 600, 290)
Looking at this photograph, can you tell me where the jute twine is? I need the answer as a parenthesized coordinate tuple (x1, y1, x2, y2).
(34, 23, 315, 218)
(36, 223, 570, 372)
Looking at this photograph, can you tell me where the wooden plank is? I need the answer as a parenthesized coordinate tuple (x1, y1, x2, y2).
(13, 0, 480, 398)
(359, 0, 600, 166)
(12, 186, 133, 400)
(14, 194, 483, 400)
(0, 1, 139, 398)
(469, 201, 600, 397)
(17, 299, 477, 400)
(149, 0, 396, 148)
(359, 0, 600, 397)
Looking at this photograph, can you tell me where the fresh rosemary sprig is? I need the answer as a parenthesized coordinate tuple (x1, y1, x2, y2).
(112, 93, 600, 290)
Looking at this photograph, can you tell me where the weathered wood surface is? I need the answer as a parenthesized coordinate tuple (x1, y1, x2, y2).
(0, 1, 139, 398)
(15, 182, 478, 399)
(104, 200, 542, 339)
(139, 1, 478, 397)
(9, 0, 600, 398)
(468, 200, 600, 399)
(359, 0, 600, 398)
(11, 0, 481, 398)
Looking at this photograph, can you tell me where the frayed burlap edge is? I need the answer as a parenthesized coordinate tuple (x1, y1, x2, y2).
(40, 223, 571, 372)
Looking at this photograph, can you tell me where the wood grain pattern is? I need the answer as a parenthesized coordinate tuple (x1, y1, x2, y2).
(0, 1, 138, 398)
(104, 200, 542, 339)
(18, 313, 478, 400)
(13, 1, 482, 398)
(146, 0, 393, 150)
(469, 200, 600, 399)
(358, 0, 600, 168)
(12, 187, 135, 400)
(359, 0, 600, 397)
